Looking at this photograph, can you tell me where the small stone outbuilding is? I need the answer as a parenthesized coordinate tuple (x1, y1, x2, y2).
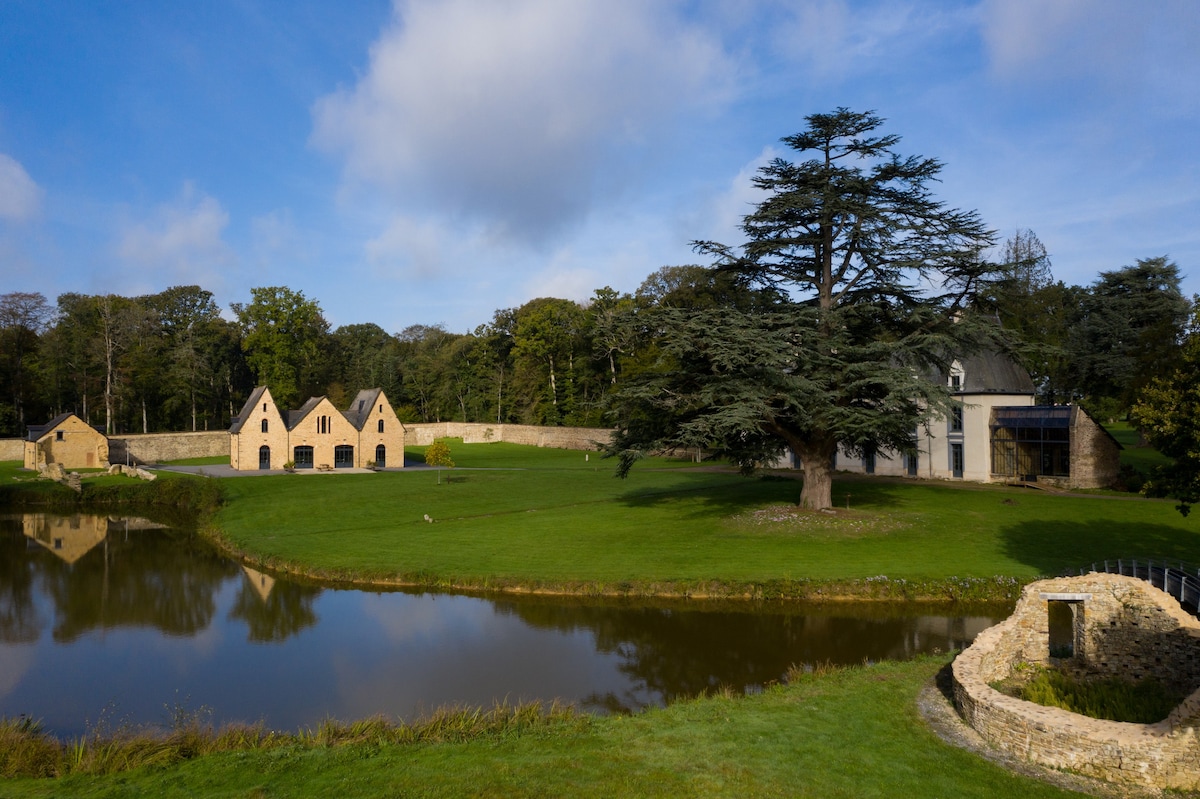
(952, 574, 1200, 791)
(23, 413, 109, 471)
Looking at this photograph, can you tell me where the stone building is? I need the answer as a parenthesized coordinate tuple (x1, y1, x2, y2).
(779, 351, 1121, 489)
(229, 387, 405, 471)
(953, 574, 1200, 790)
(23, 412, 109, 471)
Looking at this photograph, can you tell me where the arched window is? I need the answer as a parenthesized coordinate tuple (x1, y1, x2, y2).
(375, 444, 386, 468)
(378, 419, 384, 433)
(258, 445, 270, 470)
(261, 418, 269, 433)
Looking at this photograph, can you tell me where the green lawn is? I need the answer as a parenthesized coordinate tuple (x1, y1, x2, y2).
(1107, 421, 1173, 476)
(207, 442, 1200, 598)
(0, 657, 1089, 799)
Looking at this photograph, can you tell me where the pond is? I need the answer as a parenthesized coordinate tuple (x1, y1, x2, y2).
(0, 513, 1006, 737)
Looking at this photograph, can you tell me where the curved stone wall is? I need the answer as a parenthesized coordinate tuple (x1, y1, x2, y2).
(952, 574, 1200, 790)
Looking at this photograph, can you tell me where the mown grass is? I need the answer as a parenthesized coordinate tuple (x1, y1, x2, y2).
(0, 656, 1089, 798)
(161, 455, 230, 466)
(205, 442, 1200, 600)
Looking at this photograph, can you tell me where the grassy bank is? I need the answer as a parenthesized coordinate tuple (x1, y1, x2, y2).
(0, 461, 221, 526)
(0, 656, 1090, 798)
(206, 442, 1199, 600)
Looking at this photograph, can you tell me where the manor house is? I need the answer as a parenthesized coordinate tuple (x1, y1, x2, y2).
(771, 351, 1122, 489)
(229, 387, 404, 471)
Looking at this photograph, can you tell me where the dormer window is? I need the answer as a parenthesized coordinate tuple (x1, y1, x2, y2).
(949, 359, 964, 390)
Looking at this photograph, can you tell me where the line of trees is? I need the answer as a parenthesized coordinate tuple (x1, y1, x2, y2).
(0, 248, 1189, 441)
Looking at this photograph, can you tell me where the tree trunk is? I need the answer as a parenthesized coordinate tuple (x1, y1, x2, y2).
(791, 436, 838, 510)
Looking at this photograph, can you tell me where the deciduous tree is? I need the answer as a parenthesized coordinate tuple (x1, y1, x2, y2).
(1130, 303, 1200, 516)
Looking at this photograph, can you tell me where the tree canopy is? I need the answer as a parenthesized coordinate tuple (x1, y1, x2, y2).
(609, 109, 1004, 509)
(1130, 303, 1200, 516)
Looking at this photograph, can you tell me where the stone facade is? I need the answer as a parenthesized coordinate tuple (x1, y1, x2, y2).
(229, 387, 405, 470)
(1067, 405, 1122, 489)
(405, 422, 613, 451)
(0, 438, 23, 461)
(22, 413, 109, 471)
(952, 574, 1200, 790)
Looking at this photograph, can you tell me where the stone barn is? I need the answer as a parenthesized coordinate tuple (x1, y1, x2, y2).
(23, 413, 109, 471)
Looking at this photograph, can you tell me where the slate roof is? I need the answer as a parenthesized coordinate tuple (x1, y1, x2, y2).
(287, 396, 326, 430)
(344, 388, 384, 431)
(228, 386, 269, 434)
(26, 412, 77, 441)
(953, 351, 1036, 395)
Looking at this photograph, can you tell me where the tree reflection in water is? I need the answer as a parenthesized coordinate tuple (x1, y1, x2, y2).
(228, 566, 321, 642)
(495, 598, 1000, 714)
(0, 520, 39, 643)
(3, 513, 237, 641)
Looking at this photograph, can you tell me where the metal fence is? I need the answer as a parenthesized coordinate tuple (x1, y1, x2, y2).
(1071, 559, 1200, 615)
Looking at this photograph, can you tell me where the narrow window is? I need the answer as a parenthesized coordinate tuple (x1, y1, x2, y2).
(950, 406, 963, 432)
(261, 419, 269, 433)
(378, 419, 384, 433)
(263, 402, 267, 412)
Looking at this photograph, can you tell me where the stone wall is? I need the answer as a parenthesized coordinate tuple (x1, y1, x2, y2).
(404, 422, 613, 451)
(1070, 406, 1121, 489)
(108, 431, 228, 465)
(0, 439, 23, 461)
(952, 574, 1200, 790)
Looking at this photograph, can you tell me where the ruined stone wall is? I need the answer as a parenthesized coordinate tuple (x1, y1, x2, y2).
(1070, 406, 1121, 489)
(404, 422, 613, 451)
(952, 574, 1200, 790)
(109, 431, 228, 465)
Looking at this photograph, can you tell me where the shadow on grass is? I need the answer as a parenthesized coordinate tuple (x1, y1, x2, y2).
(614, 472, 909, 520)
(1000, 519, 1200, 577)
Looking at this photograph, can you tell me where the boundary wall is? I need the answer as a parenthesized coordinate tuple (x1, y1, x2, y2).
(952, 574, 1200, 790)
(0, 439, 25, 461)
(403, 422, 613, 451)
(108, 432, 228, 465)
(1, 424, 611, 466)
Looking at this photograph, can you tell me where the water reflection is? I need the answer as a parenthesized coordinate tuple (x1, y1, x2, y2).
(228, 567, 320, 642)
(0, 513, 1007, 737)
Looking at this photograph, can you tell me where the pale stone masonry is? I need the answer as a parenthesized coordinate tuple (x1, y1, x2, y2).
(22, 413, 109, 471)
(952, 574, 1200, 790)
(229, 387, 405, 470)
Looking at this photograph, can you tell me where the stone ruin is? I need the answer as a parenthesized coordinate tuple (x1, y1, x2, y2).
(952, 573, 1200, 790)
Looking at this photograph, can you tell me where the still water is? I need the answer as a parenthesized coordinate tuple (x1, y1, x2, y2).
(0, 514, 1006, 737)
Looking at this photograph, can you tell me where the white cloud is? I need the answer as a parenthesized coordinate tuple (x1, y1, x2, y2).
(0, 153, 43, 221)
(979, 0, 1200, 110)
(765, 1, 967, 78)
(116, 184, 234, 285)
(312, 0, 734, 244)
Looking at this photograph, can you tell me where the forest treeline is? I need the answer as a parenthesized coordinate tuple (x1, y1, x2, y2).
(0, 233, 1192, 439)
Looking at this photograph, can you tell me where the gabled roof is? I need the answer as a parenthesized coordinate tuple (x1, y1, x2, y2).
(26, 410, 78, 441)
(229, 386, 270, 434)
(954, 351, 1035, 395)
(287, 396, 327, 430)
(344, 388, 384, 431)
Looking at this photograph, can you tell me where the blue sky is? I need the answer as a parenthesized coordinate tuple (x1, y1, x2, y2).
(1, 0, 1196, 333)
